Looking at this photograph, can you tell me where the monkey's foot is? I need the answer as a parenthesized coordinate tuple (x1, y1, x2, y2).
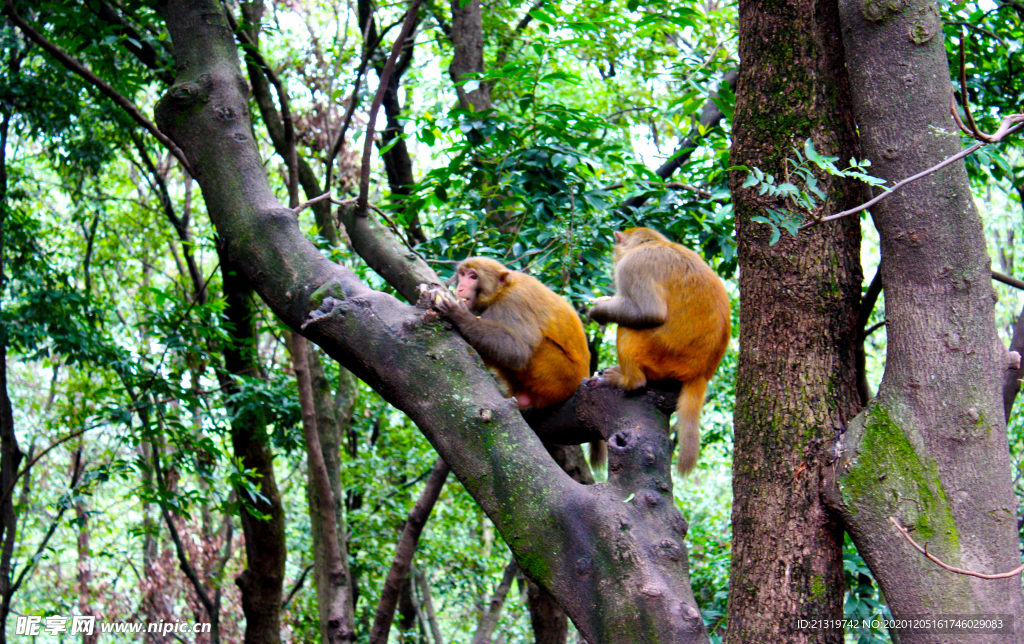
(601, 364, 647, 391)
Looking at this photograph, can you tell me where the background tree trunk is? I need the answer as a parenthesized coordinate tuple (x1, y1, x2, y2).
(831, 0, 1024, 637)
(726, 0, 863, 639)
(219, 258, 287, 644)
(290, 332, 356, 643)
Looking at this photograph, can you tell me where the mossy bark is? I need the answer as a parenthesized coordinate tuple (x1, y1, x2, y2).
(727, 0, 862, 639)
(827, 0, 1024, 638)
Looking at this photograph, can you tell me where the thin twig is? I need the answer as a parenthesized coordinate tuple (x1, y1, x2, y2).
(802, 119, 1024, 229)
(993, 270, 1024, 291)
(332, 197, 424, 260)
(890, 517, 1024, 579)
(357, 0, 424, 218)
(864, 320, 887, 336)
(3, 0, 192, 174)
(947, 21, 1005, 46)
(294, 192, 333, 215)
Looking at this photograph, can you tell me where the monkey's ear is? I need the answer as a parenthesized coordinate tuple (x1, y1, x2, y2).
(496, 269, 510, 282)
(613, 231, 625, 243)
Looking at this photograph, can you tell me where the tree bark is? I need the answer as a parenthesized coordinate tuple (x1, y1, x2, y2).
(448, 0, 491, 112)
(726, 0, 862, 639)
(1002, 305, 1024, 420)
(154, 1, 710, 640)
(830, 0, 1024, 638)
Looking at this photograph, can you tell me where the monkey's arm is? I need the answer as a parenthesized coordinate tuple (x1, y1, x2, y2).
(588, 251, 670, 327)
(588, 290, 667, 327)
(435, 292, 540, 371)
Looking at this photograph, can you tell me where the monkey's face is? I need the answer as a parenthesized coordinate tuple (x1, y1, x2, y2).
(455, 258, 510, 312)
(455, 267, 483, 310)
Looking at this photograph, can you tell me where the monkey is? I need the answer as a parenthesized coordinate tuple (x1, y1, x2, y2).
(435, 257, 591, 411)
(588, 227, 730, 475)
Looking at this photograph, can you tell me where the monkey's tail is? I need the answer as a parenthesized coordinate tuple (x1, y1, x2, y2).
(589, 440, 607, 472)
(675, 378, 708, 476)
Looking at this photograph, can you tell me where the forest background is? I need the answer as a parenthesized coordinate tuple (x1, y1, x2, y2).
(1, 0, 1023, 641)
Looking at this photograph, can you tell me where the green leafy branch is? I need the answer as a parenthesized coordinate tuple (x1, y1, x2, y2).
(741, 139, 885, 245)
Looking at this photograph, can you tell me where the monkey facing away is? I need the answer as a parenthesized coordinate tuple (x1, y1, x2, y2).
(588, 227, 730, 475)
(435, 257, 590, 410)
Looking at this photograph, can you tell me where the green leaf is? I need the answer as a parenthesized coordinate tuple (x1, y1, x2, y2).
(529, 8, 558, 25)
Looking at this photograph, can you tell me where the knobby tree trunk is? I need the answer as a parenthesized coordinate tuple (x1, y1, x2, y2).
(829, 0, 1024, 638)
(153, 2, 709, 638)
(727, 0, 862, 639)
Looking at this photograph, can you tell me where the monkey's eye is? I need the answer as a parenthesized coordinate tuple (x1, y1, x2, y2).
(466, 271, 478, 281)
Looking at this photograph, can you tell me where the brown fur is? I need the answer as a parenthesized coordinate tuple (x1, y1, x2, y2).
(589, 227, 730, 475)
(437, 257, 590, 410)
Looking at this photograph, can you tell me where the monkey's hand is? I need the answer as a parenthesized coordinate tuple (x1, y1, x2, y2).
(588, 297, 616, 324)
(433, 289, 476, 326)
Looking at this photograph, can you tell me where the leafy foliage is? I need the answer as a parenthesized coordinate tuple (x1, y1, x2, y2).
(742, 139, 883, 245)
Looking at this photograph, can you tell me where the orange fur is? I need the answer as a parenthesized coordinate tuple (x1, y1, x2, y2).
(589, 228, 730, 474)
(446, 258, 590, 410)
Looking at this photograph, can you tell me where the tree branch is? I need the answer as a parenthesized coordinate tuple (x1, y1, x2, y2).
(358, 0, 424, 217)
(803, 118, 1024, 229)
(152, 447, 219, 623)
(993, 270, 1024, 291)
(9, 450, 84, 597)
(225, 4, 299, 207)
(1003, 304, 1024, 422)
(471, 558, 518, 644)
(368, 458, 450, 644)
(281, 564, 314, 608)
(890, 517, 1024, 579)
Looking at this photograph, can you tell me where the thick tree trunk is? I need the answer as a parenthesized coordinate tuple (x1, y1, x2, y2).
(727, 0, 862, 639)
(830, 0, 1024, 638)
(155, 2, 709, 640)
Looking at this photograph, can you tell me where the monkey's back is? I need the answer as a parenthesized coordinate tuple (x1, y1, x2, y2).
(492, 272, 590, 409)
(616, 241, 730, 383)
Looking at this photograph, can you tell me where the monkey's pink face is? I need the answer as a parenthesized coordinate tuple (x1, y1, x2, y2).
(455, 269, 480, 305)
